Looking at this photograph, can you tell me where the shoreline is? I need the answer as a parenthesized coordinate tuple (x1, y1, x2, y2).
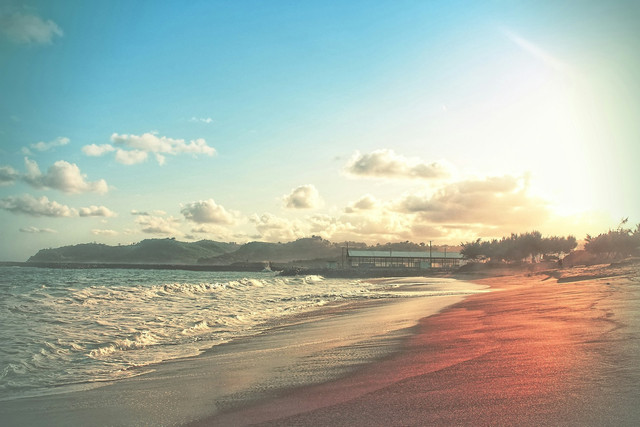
(0, 276, 483, 426)
(195, 261, 640, 426)
(2, 262, 636, 426)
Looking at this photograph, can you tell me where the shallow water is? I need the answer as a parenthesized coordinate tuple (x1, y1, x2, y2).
(0, 267, 482, 401)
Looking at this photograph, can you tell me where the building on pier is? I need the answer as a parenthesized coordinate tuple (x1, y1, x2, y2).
(344, 249, 464, 269)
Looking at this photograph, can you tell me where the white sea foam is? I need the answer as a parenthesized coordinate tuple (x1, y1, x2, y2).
(0, 267, 484, 401)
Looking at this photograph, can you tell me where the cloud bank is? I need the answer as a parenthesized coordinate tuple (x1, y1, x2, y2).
(0, 194, 116, 218)
(0, 194, 76, 217)
(395, 175, 548, 227)
(345, 149, 452, 180)
(82, 132, 216, 165)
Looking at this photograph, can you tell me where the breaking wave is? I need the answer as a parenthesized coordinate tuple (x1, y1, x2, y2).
(0, 268, 378, 399)
(0, 267, 482, 401)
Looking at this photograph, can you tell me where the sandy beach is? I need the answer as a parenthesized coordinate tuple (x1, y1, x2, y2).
(1, 262, 638, 426)
(0, 277, 482, 426)
(196, 261, 640, 426)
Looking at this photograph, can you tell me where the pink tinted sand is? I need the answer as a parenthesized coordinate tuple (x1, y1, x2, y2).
(198, 265, 640, 426)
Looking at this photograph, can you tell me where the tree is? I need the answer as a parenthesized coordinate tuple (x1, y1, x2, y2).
(584, 218, 640, 258)
(460, 231, 578, 262)
(460, 239, 483, 260)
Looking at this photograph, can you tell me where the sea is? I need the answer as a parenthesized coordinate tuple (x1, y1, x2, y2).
(0, 266, 480, 402)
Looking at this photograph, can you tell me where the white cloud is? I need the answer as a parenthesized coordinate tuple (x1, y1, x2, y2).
(345, 149, 452, 180)
(190, 224, 236, 240)
(110, 132, 216, 165)
(135, 214, 182, 236)
(189, 117, 214, 124)
(0, 194, 118, 221)
(22, 158, 109, 194)
(304, 210, 414, 243)
(0, 165, 19, 186)
(250, 213, 306, 242)
(27, 137, 70, 153)
(0, 12, 63, 44)
(82, 144, 115, 157)
(283, 184, 323, 209)
(131, 209, 166, 216)
(19, 226, 57, 233)
(79, 205, 117, 217)
(336, 212, 413, 241)
(345, 194, 378, 213)
(0, 194, 77, 217)
(394, 175, 549, 227)
(181, 199, 238, 225)
(91, 229, 119, 236)
(115, 149, 148, 165)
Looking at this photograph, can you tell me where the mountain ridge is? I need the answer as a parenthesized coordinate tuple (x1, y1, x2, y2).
(27, 237, 441, 265)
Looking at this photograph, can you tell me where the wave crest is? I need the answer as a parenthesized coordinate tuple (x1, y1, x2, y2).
(88, 331, 158, 358)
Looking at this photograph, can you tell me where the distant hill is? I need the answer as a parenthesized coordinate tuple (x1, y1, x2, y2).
(27, 239, 239, 264)
(26, 237, 452, 266)
(197, 237, 342, 265)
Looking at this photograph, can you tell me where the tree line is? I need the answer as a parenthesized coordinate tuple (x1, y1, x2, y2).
(460, 231, 577, 262)
(584, 218, 640, 258)
(461, 219, 640, 263)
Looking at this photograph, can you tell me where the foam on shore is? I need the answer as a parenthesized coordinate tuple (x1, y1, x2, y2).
(0, 277, 485, 426)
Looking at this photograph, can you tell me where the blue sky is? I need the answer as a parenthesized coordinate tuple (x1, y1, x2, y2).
(1, 0, 639, 260)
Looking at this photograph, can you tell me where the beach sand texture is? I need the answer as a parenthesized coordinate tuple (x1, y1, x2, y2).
(202, 263, 640, 426)
(0, 279, 480, 426)
(1, 263, 638, 426)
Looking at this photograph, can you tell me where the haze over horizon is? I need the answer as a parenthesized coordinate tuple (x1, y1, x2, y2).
(1, 1, 639, 261)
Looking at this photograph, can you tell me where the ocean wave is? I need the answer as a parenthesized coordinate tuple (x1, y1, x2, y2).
(63, 276, 333, 305)
(88, 331, 158, 358)
(181, 320, 210, 335)
(0, 268, 396, 400)
(226, 278, 271, 289)
(213, 313, 251, 327)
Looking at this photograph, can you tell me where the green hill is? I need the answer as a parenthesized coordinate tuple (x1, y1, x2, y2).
(197, 237, 342, 264)
(27, 239, 239, 264)
(26, 237, 445, 266)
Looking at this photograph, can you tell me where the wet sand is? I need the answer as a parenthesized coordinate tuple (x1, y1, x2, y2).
(199, 262, 640, 426)
(0, 279, 482, 426)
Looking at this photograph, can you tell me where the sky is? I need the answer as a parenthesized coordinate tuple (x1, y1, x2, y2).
(1, 0, 639, 261)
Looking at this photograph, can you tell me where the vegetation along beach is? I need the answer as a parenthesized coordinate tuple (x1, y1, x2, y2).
(1, 1, 639, 426)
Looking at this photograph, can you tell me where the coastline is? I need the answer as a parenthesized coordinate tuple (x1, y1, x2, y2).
(0, 261, 461, 279)
(195, 261, 640, 426)
(2, 262, 637, 426)
(0, 276, 482, 426)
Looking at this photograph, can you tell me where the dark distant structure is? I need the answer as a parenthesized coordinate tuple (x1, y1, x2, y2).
(344, 249, 464, 270)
